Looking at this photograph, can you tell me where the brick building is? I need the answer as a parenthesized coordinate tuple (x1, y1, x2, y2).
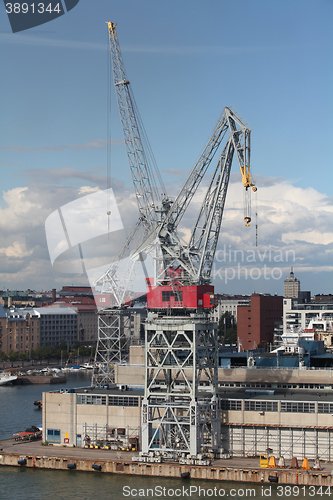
(237, 293, 283, 350)
(0, 306, 39, 355)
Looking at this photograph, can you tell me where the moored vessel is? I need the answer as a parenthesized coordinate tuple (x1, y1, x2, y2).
(0, 372, 18, 385)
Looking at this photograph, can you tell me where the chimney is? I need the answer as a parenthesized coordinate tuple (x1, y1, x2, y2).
(52, 288, 56, 303)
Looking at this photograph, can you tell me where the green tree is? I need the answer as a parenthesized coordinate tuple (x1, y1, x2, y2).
(0, 350, 8, 361)
(8, 349, 19, 362)
(218, 311, 237, 346)
(18, 352, 29, 361)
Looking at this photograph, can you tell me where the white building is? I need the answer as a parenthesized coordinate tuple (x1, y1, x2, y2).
(283, 298, 333, 331)
(211, 295, 250, 324)
(7, 306, 78, 348)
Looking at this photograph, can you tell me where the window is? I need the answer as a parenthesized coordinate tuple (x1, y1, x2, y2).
(281, 402, 315, 413)
(77, 395, 106, 405)
(108, 396, 139, 407)
(221, 400, 242, 411)
(46, 429, 61, 442)
(161, 290, 183, 302)
(162, 290, 171, 302)
(244, 401, 278, 412)
(318, 403, 333, 414)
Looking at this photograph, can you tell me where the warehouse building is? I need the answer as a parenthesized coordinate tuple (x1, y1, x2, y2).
(42, 344, 333, 460)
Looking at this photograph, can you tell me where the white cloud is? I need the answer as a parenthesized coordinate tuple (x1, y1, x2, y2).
(0, 240, 33, 258)
(0, 187, 43, 231)
(283, 232, 333, 245)
(78, 186, 101, 195)
(0, 175, 332, 294)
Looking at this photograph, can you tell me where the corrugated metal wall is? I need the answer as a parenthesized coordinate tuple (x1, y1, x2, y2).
(222, 425, 333, 460)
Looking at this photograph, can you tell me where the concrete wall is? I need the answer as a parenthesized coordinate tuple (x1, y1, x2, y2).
(115, 365, 145, 386)
(219, 367, 333, 385)
(129, 345, 145, 365)
(117, 346, 333, 387)
(43, 392, 141, 447)
(2, 452, 333, 485)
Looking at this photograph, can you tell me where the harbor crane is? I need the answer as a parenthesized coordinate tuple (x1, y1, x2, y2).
(92, 22, 167, 386)
(95, 21, 167, 298)
(94, 22, 257, 460)
(140, 107, 256, 459)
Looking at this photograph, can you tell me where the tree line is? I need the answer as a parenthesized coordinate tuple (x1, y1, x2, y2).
(0, 341, 96, 362)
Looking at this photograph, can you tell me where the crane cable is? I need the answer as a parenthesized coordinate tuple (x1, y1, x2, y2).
(107, 32, 112, 236)
(255, 189, 258, 247)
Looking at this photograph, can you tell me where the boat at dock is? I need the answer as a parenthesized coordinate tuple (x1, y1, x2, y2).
(80, 363, 95, 370)
(0, 372, 18, 385)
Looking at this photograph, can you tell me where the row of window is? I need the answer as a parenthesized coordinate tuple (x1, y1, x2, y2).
(222, 399, 320, 413)
(109, 396, 139, 407)
(219, 382, 328, 390)
(245, 401, 278, 412)
(318, 403, 333, 413)
(77, 394, 140, 407)
(9, 343, 34, 349)
(41, 321, 76, 325)
(221, 400, 278, 412)
(221, 400, 242, 411)
(280, 402, 315, 413)
(77, 395, 107, 405)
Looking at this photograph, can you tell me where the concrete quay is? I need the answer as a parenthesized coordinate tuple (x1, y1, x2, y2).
(1, 439, 333, 486)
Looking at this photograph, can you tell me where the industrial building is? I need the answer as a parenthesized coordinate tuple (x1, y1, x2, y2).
(42, 342, 333, 461)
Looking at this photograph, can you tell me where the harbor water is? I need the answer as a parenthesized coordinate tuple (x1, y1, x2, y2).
(0, 373, 322, 500)
(0, 372, 92, 441)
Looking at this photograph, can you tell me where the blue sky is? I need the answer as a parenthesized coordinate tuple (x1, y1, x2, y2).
(0, 0, 332, 295)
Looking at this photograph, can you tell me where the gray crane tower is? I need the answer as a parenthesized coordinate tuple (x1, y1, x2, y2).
(138, 107, 256, 460)
(95, 23, 256, 462)
(92, 22, 166, 386)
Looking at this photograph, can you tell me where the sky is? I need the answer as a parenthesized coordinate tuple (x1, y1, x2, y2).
(0, 0, 332, 296)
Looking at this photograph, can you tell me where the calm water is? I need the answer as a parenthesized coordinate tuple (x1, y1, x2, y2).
(0, 372, 92, 440)
(0, 467, 320, 500)
(0, 374, 319, 500)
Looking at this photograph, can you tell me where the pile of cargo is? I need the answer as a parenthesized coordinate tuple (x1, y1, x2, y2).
(13, 425, 42, 442)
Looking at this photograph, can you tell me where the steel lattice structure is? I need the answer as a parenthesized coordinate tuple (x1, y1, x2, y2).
(92, 309, 131, 387)
(141, 315, 220, 456)
(134, 107, 256, 288)
(93, 23, 167, 386)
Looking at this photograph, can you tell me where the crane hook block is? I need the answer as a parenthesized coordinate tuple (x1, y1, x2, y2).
(244, 217, 251, 227)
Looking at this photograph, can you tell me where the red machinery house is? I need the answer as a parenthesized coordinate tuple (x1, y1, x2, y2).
(147, 284, 215, 310)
